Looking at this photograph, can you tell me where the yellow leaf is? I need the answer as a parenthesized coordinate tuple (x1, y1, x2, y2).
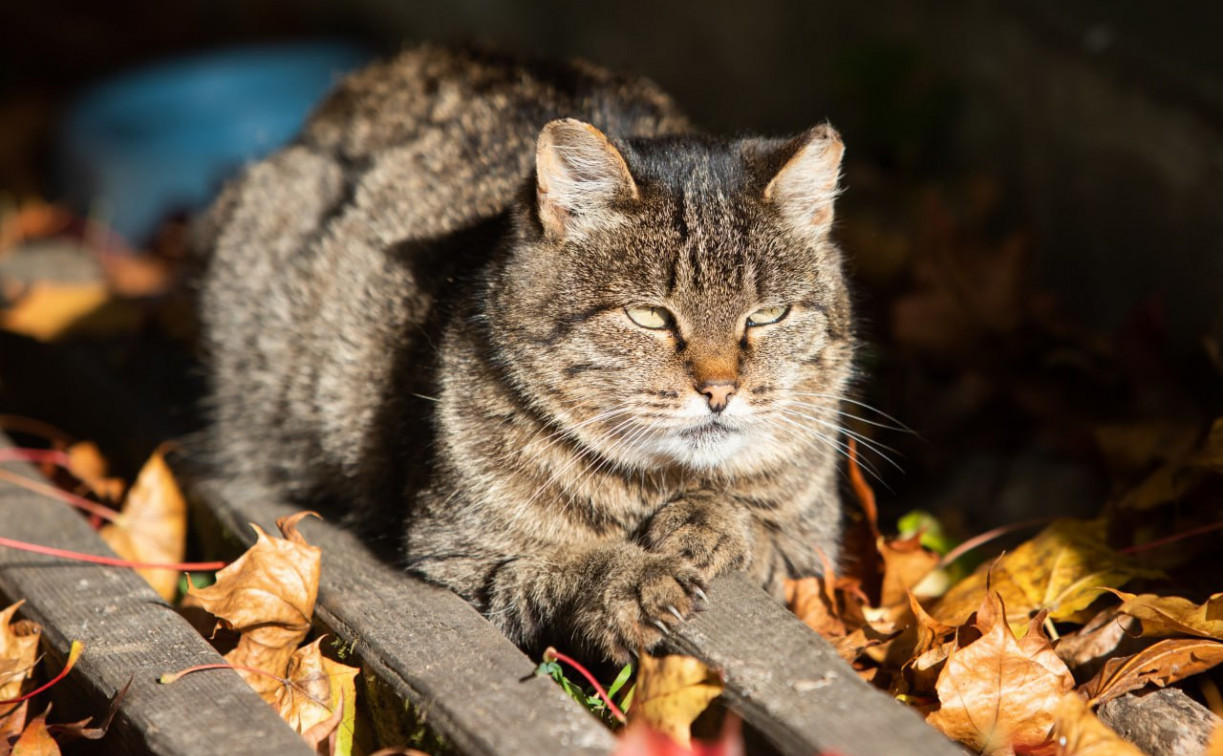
(1206, 722, 1223, 756)
(925, 593, 1075, 755)
(0, 281, 137, 341)
(276, 637, 359, 754)
(630, 653, 723, 747)
(65, 442, 124, 502)
(1109, 590, 1223, 639)
(188, 512, 321, 702)
(932, 519, 1159, 629)
(1050, 692, 1146, 756)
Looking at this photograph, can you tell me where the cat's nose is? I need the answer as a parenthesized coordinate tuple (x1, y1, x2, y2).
(698, 381, 736, 413)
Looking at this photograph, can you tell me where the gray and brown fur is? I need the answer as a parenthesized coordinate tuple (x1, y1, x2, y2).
(196, 44, 856, 662)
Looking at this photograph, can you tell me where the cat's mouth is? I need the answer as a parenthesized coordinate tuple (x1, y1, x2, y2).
(678, 420, 737, 443)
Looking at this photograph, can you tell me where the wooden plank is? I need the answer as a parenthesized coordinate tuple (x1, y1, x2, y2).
(186, 474, 618, 756)
(0, 434, 315, 756)
(666, 571, 963, 756)
(1099, 688, 1222, 756)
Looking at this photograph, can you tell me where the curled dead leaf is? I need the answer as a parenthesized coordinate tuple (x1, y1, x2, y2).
(1108, 590, 1223, 639)
(0, 601, 40, 740)
(187, 515, 320, 702)
(10, 706, 60, 756)
(925, 592, 1074, 755)
(276, 637, 358, 755)
(98, 447, 187, 600)
(631, 653, 724, 747)
(1079, 637, 1223, 707)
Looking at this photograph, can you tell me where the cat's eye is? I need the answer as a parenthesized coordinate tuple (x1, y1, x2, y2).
(746, 305, 789, 327)
(625, 305, 674, 330)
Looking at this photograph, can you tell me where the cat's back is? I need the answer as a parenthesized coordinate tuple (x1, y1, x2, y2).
(197, 45, 689, 514)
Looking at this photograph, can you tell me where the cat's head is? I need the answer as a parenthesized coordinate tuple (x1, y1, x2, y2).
(491, 118, 855, 477)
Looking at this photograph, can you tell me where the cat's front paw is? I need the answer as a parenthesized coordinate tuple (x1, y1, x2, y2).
(643, 497, 751, 581)
(577, 553, 706, 663)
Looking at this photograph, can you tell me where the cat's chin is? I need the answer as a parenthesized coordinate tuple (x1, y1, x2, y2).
(631, 422, 776, 474)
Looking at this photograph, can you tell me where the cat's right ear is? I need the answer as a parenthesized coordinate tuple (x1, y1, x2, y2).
(535, 119, 638, 239)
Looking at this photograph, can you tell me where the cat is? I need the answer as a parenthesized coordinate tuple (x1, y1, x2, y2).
(195, 44, 856, 662)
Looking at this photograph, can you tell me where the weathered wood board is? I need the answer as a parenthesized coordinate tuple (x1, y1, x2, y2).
(0, 433, 315, 756)
(187, 474, 618, 756)
(667, 572, 964, 756)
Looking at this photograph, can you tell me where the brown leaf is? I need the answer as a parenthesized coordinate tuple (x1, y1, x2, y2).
(925, 593, 1075, 755)
(0, 601, 41, 739)
(786, 576, 847, 639)
(1109, 590, 1223, 639)
(1050, 692, 1146, 756)
(1080, 638, 1223, 706)
(878, 534, 941, 620)
(64, 442, 124, 503)
(9, 707, 59, 756)
(275, 637, 358, 754)
(1207, 722, 1223, 756)
(630, 653, 724, 747)
(98, 447, 187, 600)
(187, 514, 320, 702)
(1053, 607, 1141, 677)
(932, 519, 1159, 629)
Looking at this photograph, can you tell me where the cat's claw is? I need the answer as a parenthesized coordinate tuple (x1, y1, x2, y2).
(694, 586, 709, 604)
(651, 619, 671, 636)
(667, 605, 684, 623)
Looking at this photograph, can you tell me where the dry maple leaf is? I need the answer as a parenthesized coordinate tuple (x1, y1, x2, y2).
(98, 447, 187, 600)
(1108, 590, 1223, 639)
(630, 653, 724, 747)
(1049, 692, 1145, 756)
(1053, 607, 1141, 676)
(925, 592, 1075, 755)
(1079, 637, 1223, 706)
(9, 706, 60, 756)
(0, 601, 41, 741)
(188, 512, 321, 702)
(932, 519, 1158, 629)
(276, 637, 358, 755)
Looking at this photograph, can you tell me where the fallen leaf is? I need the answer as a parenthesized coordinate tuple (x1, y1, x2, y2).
(0, 601, 41, 739)
(786, 575, 847, 639)
(1207, 722, 1223, 756)
(276, 637, 358, 755)
(1053, 607, 1141, 678)
(615, 714, 744, 756)
(9, 707, 59, 756)
(1079, 637, 1223, 706)
(1050, 692, 1146, 756)
(98, 447, 187, 600)
(631, 653, 724, 747)
(925, 593, 1075, 755)
(64, 442, 124, 503)
(1109, 590, 1223, 639)
(0, 281, 138, 341)
(187, 512, 321, 702)
(878, 534, 941, 618)
(932, 519, 1158, 629)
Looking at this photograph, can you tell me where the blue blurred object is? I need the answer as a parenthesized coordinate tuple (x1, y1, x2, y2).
(59, 41, 372, 244)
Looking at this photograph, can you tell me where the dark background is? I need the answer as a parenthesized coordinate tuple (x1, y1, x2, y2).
(1, 0, 1220, 530)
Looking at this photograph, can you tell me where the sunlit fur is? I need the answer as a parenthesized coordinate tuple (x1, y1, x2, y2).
(196, 45, 858, 662)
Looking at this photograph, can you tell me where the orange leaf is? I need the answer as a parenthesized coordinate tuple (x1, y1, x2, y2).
(0, 281, 138, 341)
(98, 447, 187, 600)
(64, 442, 124, 503)
(631, 653, 724, 747)
(1080, 637, 1223, 706)
(1050, 692, 1145, 756)
(187, 513, 321, 702)
(10, 707, 60, 756)
(925, 593, 1074, 755)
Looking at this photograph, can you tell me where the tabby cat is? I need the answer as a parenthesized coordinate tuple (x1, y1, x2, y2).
(196, 45, 856, 662)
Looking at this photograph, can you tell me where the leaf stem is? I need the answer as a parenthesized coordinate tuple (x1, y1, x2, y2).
(1119, 520, 1223, 556)
(0, 467, 120, 522)
(544, 648, 628, 724)
(938, 516, 1055, 568)
(0, 535, 226, 571)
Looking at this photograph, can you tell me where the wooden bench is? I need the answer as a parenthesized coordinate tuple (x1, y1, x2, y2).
(0, 333, 961, 755)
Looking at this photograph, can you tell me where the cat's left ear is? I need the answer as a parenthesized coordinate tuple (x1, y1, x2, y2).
(536, 119, 638, 240)
(762, 124, 844, 237)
